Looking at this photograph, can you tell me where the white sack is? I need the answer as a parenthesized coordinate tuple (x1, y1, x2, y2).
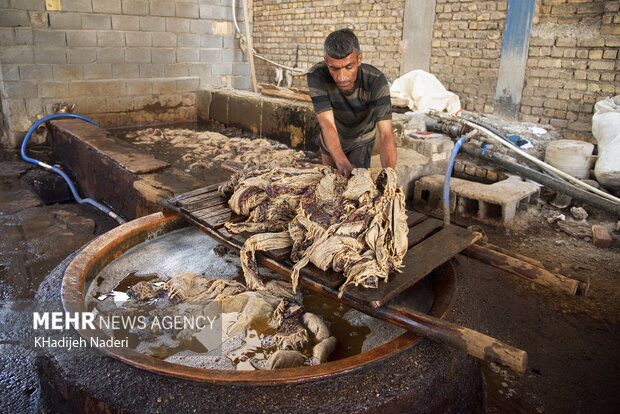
(390, 70, 461, 114)
(592, 95, 620, 190)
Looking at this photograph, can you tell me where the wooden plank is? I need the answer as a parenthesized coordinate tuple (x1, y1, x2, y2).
(258, 83, 313, 102)
(169, 183, 223, 204)
(176, 190, 223, 208)
(181, 194, 228, 212)
(406, 210, 427, 228)
(296, 263, 344, 289)
(192, 204, 231, 219)
(341, 225, 481, 308)
(408, 218, 443, 248)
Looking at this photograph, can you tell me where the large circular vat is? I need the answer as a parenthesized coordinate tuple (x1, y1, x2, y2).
(37, 211, 482, 413)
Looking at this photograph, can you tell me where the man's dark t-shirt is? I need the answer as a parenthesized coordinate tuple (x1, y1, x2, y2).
(307, 61, 392, 153)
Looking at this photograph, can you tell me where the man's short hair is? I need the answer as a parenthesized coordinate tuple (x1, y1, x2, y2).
(324, 28, 360, 59)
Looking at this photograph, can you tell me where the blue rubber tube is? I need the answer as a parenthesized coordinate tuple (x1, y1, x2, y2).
(443, 136, 467, 227)
(20, 113, 126, 224)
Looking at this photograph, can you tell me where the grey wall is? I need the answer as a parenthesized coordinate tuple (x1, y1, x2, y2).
(0, 0, 250, 147)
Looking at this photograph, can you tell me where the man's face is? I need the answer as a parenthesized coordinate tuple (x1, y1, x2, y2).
(324, 51, 362, 94)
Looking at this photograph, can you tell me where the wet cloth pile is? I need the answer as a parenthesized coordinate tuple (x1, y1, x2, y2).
(125, 272, 336, 370)
(222, 166, 409, 296)
(127, 127, 316, 170)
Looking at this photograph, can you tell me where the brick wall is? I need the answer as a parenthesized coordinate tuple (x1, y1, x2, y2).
(430, 0, 506, 114)
(251, 0, 405, 87)
(522, 0, 619, 140)
(252, 0, 618, 142)
(0, 0, 249, 147)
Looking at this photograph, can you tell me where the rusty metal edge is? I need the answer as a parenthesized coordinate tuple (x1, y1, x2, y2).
(62, 211, 456, 385)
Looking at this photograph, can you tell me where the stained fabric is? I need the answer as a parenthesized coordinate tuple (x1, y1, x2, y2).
(223, 167, 409, 296)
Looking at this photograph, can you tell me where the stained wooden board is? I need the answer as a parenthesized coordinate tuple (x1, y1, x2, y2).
(169, 183, 222, 204)
(407, 218, 443, 248)
(341, 224, 482, 308)
(176, 190, 225, 208)
(181, 195, 229, 213)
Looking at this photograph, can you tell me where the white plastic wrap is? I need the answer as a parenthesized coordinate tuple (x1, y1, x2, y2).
(390, 70, 461, 114)
(592, 95, 620, 190)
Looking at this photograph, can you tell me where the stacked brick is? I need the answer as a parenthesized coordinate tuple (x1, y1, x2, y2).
(252, 0, 405, 87)
(0, 0, 248, 146)
(430, 0, 507, 115)
(522, 0, 619, 141)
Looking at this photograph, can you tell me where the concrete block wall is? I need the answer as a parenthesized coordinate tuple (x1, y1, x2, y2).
(0, 0, 249, 147)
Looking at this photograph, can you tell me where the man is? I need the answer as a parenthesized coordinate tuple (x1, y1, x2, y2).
(307, 28, 397, 177)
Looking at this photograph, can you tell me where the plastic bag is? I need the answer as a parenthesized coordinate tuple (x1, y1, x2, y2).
(592, 96, 620, 190)
(389, 70, 461, 114)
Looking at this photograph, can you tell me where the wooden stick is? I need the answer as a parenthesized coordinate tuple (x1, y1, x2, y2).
(461, 243, 582, 295)
(257, 254, 528, 374)
(241, 0, 258, 93)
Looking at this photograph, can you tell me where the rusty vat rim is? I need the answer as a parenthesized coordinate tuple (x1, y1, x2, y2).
(61, 211, 457, 385)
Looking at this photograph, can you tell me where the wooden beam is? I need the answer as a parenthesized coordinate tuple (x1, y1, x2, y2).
(241, 0, 258, 93)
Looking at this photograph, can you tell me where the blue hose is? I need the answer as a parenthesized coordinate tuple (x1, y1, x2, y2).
(443, 136, 467, 227)
(20, 113, 126, 224)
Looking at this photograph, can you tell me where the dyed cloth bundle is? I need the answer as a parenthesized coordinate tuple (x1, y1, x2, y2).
(223, 166, 409, 296)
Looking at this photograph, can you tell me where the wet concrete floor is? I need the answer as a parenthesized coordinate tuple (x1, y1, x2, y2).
(1, 141, 619, 413)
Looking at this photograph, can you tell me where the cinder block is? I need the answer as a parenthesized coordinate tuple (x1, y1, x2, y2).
(66, 31, 96, 47)
(38, 81, 68, 98)
(211, 62, 233, 76)
(178, 33, 200, 47)
(176, 3, 200, 19)
(412, 175, 540, 226)
(189, 63, 212, 76)
(0, 10, 30, 27)
(201, 35, 223, 48)
(19, 64, 53, 81)
(199, 5, 229, 20)
(112, 15, 139, 31)
(49, 13, 82, 30)
(152, 79, 177, 94)
(52, 64, 83, 81)
(124, 47, 150, 63)
(152, 32, 177, 47)
(93, 0, 121, 14)
(150, 0, 175, 17)
(139, 63, 165, 78)
(200, 49, 222, 63)
(125, 31, 151, 47)
(81, 15, 111, 30)
(62, 0, 92, 12)
(190, 20, 212, 34)
(126, 80, 152, 95)
(14, 28, 33, 45)
(97, 31, 125, 47)
(34, 47, 66, 64)
(151, 48, 176, 63)
(121, 0, 148, 16)
(112, 64, 139, 78)
(176, 78, 199, 92)
(140, 16, 166, 32)
(67, 47, 97, 64)
(166, 17, 190, 33)
(83, 63, 112, 79)
(165, 63, 190, 77)
(176, 48, 199, 63)
(0, 47, 33, 64)
(97, 48, 125, 63)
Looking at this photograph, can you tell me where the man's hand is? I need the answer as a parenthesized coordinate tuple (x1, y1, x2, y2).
(316, 110, 354, 177)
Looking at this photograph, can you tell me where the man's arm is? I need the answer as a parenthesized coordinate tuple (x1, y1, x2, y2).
(377, 119, 397, 169)
(316, 110, 354, 177)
